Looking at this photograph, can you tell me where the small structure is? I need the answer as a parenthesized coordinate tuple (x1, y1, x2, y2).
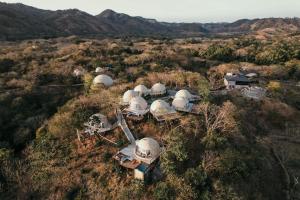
(95, 67, 104, 73)
(241, 86, 266, 100)
(150, 83, 166, 96)
(84, 114, 112, 135)
(93, 74, 113, 87)
(245, 72, 258, 79)
(121, 90, 139, 105)
(172, 97, 201, 114)
(134, 138, 161, 164)
(174, 89, 201, 102)
(114, 137, 162, 181)
(124, 96, 149, 120)
(134, 84, 150, 96)
(73, 68, 85, 77)
(172, 97, 192, 112)
(150, 100, 179, 121)
(224, 73, 252, 90)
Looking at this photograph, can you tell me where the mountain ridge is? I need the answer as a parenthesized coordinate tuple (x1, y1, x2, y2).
(0, 2, 300, 40)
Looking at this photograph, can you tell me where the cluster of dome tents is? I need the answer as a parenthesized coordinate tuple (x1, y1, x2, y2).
(121, 83, 201, 121)
(75, 71, 201, 181)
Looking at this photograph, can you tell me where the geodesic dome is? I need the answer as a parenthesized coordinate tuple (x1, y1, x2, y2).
(122, 90, 139, 105)
(93, 75, 113, 87)
(175, 89, 192, 100)
(135, 137, 160, 160)
(150, 100, 175, 116)
(95, 67, 104, 73)
(172, 97, 190, 110)
(134, 84, 150, 96)
(128, 96, 148, 114)
(86, 114, 109, 126)
(84, 113, 112, 135)
(151, 83, 166, 95)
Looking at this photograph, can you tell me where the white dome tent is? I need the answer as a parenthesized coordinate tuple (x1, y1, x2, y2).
(95, 67, 104, 73)
(122, 90, 139, 105)
(125, 96, 149, 117)
(172, 97, 193, 112)
(150, 100, 178, 121)
(150, 83, 166, 96)
(84, 113, 112, 135)
(175, 89, 192, 100)
(174, 89, 201, 102)
(93, 75, 113, 87)
(150, 100, 174, 116)
(135, 137, 161, 164)
(134, 84, 150, 96)
(114, 136, 162, 181)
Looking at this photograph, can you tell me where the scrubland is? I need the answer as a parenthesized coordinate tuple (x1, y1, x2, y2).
(0, 35, 299, 199)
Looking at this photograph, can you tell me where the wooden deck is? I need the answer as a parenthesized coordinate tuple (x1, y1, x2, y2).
(114, 152, 141, 169)
(125, 113, 145, 121)
(153, 112, 181, 122)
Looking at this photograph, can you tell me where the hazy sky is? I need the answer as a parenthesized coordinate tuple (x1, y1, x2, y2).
(3, 0, 300, 22)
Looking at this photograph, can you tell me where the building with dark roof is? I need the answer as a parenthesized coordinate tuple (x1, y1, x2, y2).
(224, 73, 252, 89)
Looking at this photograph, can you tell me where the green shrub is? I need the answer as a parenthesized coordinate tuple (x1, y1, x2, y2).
(184, 167, 211, 200)
(267, 81, 282, 93)
(83, 73, 93, 93)
(112, 161, 125, 176)
(161, 130, 189, 174)
(255, 43, 295, 65)
(33, 132, 71, 162)
(99, 175, 108, 187)
(102, 152, 112, 162)
(285, 60, 300, 80)
(197, 77, 210, 101)
(202, 44, 234, 62)
(116, 139, 125, 148)
(202, 134, 228, 150)
(64, 186, 87, 200)
(216, 149, 254, 183)
(184, 167, 208, 188)
(0, 148, 12, 161)
(80, 168, 93, 174)
(0, 58, 14, 73)
(94, 140, 103, 148)
(119, 180, 144, 200)
(154, 182, 175, 200)
(91, 171, 100, 179)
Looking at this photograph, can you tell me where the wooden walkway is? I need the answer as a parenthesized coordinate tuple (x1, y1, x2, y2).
(116, 109, 136, 144)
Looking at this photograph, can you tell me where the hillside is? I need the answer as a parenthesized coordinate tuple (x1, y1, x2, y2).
(1, 2, 300, 200)
(203, 18, 300, 33)
(1, 2, 300, 40)
(0, 34, 300, 199)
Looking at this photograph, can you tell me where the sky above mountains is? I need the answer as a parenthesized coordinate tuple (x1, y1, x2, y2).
(4, 0, 300, 22)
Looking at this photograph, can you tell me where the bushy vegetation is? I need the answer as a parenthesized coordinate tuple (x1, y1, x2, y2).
(0, 35, 299, 199)
(202, 44, 234, 62)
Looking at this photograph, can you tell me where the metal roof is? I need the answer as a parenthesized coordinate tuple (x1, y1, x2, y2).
(224, 74, 251, 82)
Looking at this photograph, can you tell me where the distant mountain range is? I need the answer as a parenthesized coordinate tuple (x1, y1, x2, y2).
(1, 2, 300, 40)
